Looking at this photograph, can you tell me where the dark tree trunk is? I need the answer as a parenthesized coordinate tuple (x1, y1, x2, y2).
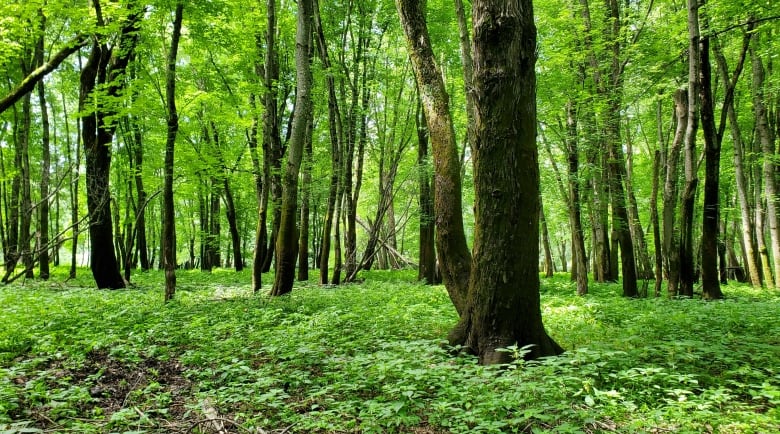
(680, 0, 701, 298)
(223, 179, 243, 272)
(565, 101, 588, 295)
(162, 1, 183, 301)
(298, 117, 313, 281)
(416, 100, 438, 284)
(455, 0, 562, 363)
(35, 14, 51, 280)
(540, 201, 554, 278)
(663, 90, 687, 296)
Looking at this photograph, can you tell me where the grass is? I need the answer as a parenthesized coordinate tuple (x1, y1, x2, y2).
(1, 267, 779, 433)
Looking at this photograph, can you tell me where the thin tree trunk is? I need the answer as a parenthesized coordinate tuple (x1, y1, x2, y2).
(36, 12, 51, 280)
(540, 201, 554, 278)
(162, 2, 183, 301)
(679, 0, 701, 298)
(714, 36, 762, 286)
(298, 117, 313, 281)
(565, 101, 588, 295)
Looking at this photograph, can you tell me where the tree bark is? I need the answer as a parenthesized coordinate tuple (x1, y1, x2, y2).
(457, 0, 562, 363)
(679, 0, 701, 298)
(270, 0, 314, 296)
(396, 0, 472, 314)
(751, 33, 780, 289)
(565, 101, 588, 295)
(663, 89, 687, 296)
(416, 99, 438, 284)
(36, 11, 51, 280)
(162, 2, 183, 301)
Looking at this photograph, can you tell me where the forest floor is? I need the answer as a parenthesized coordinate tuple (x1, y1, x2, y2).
(1, 267, 779, 433)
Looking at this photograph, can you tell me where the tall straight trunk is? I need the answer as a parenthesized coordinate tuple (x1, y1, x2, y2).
(416, 100, 437, 284)
(270, 0, 314, 296)
(714, 39, 762, 286)
(663, 90, 687, 296)
(209, 179, 221, 269)
(604, 0, 637, 297)
(249, 92, 265, 291)
(64, 84, 79, 278)
(223, 179, 243, 272)
(298, 117, 313, 281)
(540, 201, 554, 278)
(453, 0, 562, 363)
(396, 0, 472, 313)
(650, 148, 662, 296)
(20, 92, 33, 279)
(698, 24, 723, 299)
(624, 118, 653, 280)
(261, 0, 283, 274)
(679, 0, 701, 298)
(36, 13, 51, 280)
(565, 101, 588, 295)
(314, 0, 344, 284)
(453, 0, 476, 153)
(751, 35, 780, 289)
(162, 2, 183, 301)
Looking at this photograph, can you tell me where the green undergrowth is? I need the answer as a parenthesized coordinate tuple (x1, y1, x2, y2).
(1, 268, 778, 433)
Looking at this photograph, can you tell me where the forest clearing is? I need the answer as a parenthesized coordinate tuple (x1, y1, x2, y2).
(1, 268, 779, 433)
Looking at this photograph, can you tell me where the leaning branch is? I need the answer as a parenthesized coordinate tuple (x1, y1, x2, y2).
(0, 35, 88, 115)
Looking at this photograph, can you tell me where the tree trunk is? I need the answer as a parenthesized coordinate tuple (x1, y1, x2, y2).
(679, 0, 701, 298)
(663, 90, 687, 296)
(298, 117, 313, 281)
(565, 101, 588, 295)
(223, 178, 243, 272)
(162, 2, 183, 301)
(714, 38, 762, 286)
(36, 14, 51, 280)
(396, 0, 472, 314)
(540, 200, 554, 278)
(416, 100, 437, 284)
(751, 34, 780, 289)
(453, 0, 476, 155)
(270, 0, 314, 296)
(698, 21, 723, 299)
(314, 0, 343, 285)
(455, 0, 562, 363)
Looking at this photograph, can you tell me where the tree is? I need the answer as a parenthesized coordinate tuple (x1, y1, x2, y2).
(162, 2, 184, 301)
(270, 0, 314, 296)
(397, 0, 562, 364)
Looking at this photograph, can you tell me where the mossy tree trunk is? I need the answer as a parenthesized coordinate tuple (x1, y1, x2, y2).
(270, 0, 314, 296)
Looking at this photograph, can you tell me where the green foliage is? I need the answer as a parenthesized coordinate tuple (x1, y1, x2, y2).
(1, 268, 778, 433)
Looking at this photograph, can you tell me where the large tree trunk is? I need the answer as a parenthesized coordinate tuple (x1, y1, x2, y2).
(270, 0, 314, 296)
(751, 34, 780, 289)
(698, 24, 723, 299)
(455, 0, 562, 363)
(396, 0, 472, 313)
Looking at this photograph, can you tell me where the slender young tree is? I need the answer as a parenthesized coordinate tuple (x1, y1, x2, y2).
(162, 2, 184, 302)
